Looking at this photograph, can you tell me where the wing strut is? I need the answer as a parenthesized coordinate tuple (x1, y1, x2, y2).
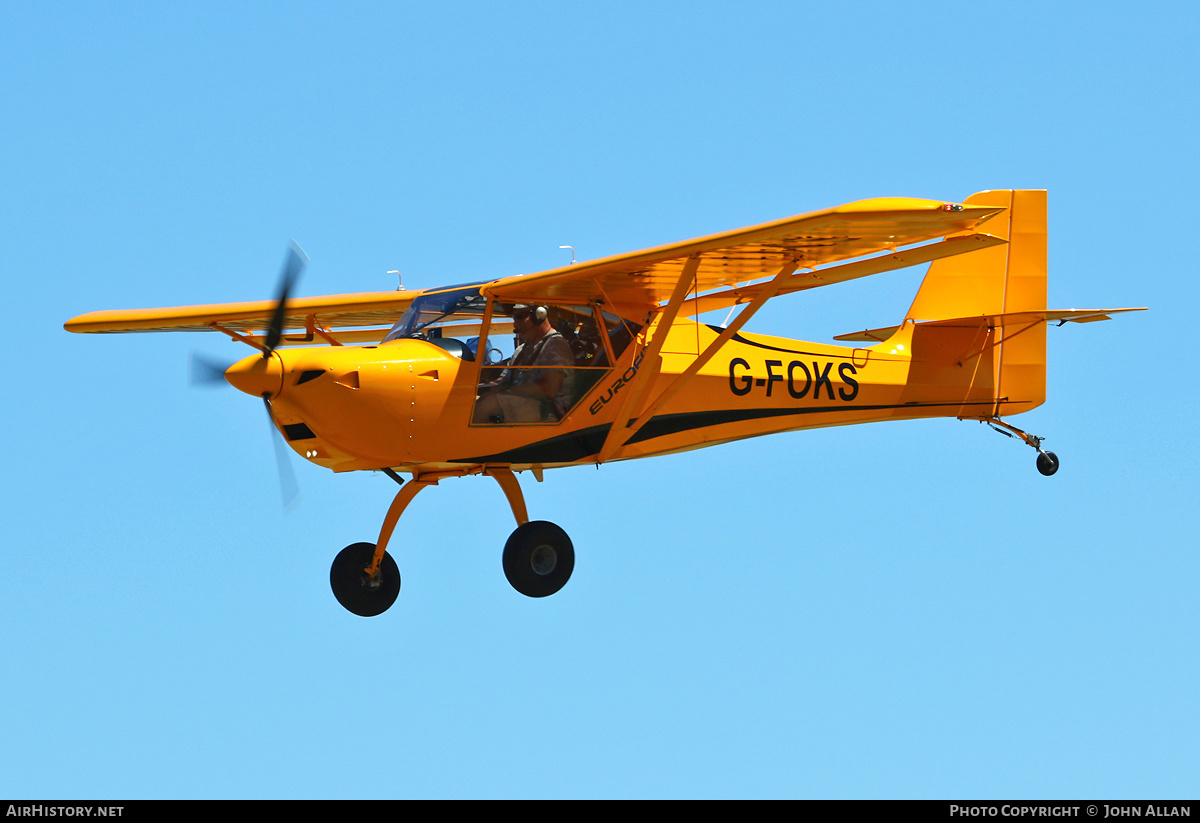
(597, 258, 800, 463)
(595, 255, 702, 463)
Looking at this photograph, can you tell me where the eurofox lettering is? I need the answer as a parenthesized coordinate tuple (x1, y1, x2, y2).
(589, 350, 646, 415)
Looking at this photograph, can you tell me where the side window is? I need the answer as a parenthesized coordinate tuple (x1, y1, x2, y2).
(599, 309, 641, 364)
(472, 303, 614, 425)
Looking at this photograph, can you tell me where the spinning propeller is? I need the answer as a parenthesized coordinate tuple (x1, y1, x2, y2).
(259, 242, 308, 510)
(262, 242, 307, 358)
(190, 242, 309, 510)
(188, 352, 231, 386)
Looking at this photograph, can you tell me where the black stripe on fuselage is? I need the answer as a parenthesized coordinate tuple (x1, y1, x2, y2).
(453, 425, 613, 465)
(449, 399, 998, 464)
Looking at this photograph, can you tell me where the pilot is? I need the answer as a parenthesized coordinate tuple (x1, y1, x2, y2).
(474, 304, 574, 423)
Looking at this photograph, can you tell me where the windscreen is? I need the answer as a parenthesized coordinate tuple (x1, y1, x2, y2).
(382, 285, 487, 342)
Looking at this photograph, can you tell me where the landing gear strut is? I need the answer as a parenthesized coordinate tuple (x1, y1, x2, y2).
(328, 468, 574, 616)
(985, 418, 1059, 476)
(491, 468, 575, 598)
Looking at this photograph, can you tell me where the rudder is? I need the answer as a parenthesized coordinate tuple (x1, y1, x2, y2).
(906, 189, 1047, 416)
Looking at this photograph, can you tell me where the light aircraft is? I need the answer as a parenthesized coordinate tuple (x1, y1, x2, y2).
(66, 189, 1143, 616)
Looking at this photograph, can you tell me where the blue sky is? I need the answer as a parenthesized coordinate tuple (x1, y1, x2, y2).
(2, 1, 1196, 799)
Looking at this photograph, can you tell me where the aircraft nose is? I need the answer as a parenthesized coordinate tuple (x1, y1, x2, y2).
(225, 352, 284, 398)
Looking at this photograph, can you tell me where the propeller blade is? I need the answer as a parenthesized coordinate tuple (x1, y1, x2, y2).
(263, 394, 300, 512)
(262, 241, 309, 358)
(189, 352, 232, 387)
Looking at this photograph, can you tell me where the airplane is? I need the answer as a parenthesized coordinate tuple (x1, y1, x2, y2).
(65, 189, 1144, 617)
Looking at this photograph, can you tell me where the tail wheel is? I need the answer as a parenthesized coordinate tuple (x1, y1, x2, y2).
(330, 542, 400, 616)
(503, 521, 574, 598)
(1036, 451, 1060, 476)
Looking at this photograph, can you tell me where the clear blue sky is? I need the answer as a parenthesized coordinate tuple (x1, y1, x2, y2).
(2, 1, 1196, 799)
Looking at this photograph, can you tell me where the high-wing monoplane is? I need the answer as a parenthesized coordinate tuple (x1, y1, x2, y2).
(66, 189, 1144, 616)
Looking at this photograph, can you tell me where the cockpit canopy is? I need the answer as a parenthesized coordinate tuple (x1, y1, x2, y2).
(382, 284, 488, 343)
(382, 285, 642, 393)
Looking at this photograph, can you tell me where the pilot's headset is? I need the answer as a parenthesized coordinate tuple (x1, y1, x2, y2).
(512, 304, 548, 322)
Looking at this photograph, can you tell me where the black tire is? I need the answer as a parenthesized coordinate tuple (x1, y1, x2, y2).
(330, 542, 400, 616)
(503, 521, 574, 598)
(1036, 451, 1060, 477)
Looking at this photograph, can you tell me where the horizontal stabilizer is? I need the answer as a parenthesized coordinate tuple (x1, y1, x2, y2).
(833, 308, 1146, 343)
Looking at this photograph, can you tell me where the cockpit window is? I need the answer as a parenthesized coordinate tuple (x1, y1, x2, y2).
(382, 285, 488, 343)
(471, 301, 635, 425)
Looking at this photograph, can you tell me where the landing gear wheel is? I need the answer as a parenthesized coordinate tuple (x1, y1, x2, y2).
(1036, 451, 1060, 477)
(503, 521, 574, 598)
(330, 542, 400, 616)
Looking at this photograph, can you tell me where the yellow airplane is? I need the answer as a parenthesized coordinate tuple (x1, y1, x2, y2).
(66, 189, 1143, 616)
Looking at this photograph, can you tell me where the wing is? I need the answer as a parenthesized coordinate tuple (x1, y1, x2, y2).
(65, 290, 417, 346)
(66, 195, 1002, 343)
(485, 196, 1006, 314)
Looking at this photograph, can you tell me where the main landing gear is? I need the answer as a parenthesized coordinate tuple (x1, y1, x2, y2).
(985, 418, 1060, 476)
(503, 521, 575, 598)
(327, 468, 575, 616)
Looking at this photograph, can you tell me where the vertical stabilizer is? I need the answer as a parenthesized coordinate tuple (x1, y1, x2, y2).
(906, 189, 1048, 415)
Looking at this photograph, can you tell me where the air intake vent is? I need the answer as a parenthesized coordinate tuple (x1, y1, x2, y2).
(283, 422, 317, 441)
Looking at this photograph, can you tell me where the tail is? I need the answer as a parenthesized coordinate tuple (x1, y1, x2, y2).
(906, 189, 1047, 417)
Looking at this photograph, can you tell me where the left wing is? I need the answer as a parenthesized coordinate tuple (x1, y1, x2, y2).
(485, 196, 1006, 314)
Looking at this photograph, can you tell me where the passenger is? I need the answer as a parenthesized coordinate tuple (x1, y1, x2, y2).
(474, 305, 574, 423)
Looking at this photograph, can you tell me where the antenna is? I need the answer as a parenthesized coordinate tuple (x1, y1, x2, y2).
(387, 270, 404, 291)
(558, 245, 576, 265)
